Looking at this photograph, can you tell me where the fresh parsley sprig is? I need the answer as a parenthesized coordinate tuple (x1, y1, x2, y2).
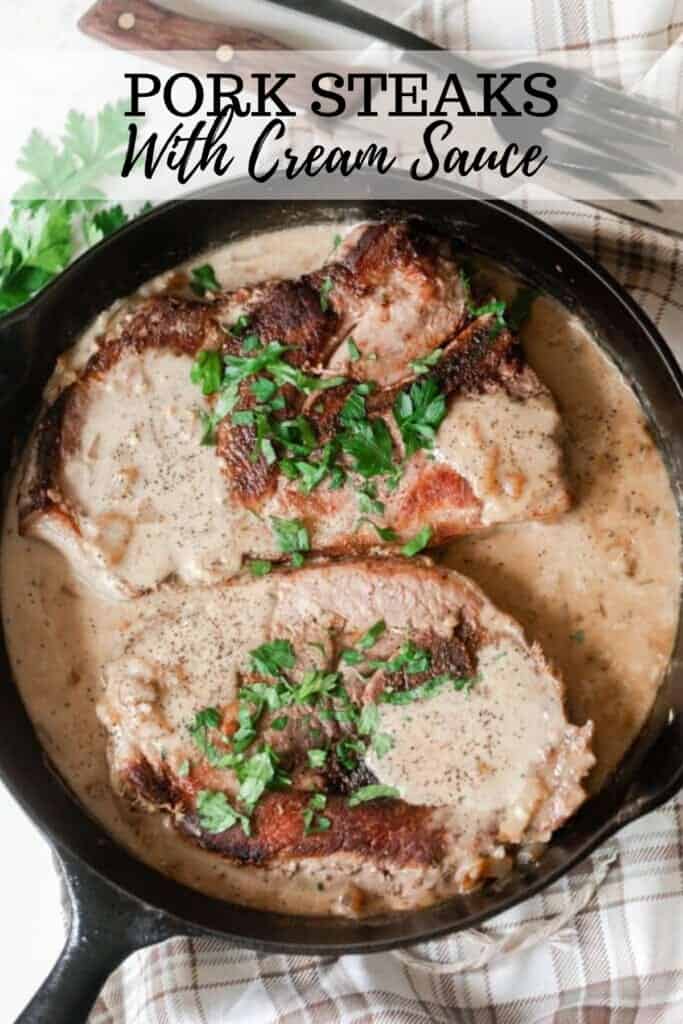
(1, 102, 143, 316)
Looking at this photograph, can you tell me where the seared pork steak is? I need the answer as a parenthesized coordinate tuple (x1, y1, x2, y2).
(98, 559, 594, 914)
(19, 221, 571, 597)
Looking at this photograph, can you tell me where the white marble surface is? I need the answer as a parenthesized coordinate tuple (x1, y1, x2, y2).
(0, 786, 65, 1020)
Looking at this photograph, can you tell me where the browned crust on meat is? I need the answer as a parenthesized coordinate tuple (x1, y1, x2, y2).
(325, 221, 444, 299)
(17, 389, 71, 525)
(433, 320, 519, 396)
(123, 757, 187, 811)
(394, 464, 481, 530)
(86, 296, 222, 378)
(180, 789, 446, 867)
(216, 420, 278, 507)
(239, 280, 339, 368)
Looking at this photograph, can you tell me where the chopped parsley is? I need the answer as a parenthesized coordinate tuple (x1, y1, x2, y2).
(368, 639, 431, 675)
(248, 559, 272, 577)
(348, 784, 399, 807)
(338, 405, 395, 480)
(410, 349, 443, 376)
(356, 482, 384, 516)
(401, 525, 432, 557)
(196, 789, 250, 835)
(357, 619, 386, 650)
(190, 350, 223, 395)
(303, 792, 331, 835)
(381, 673, 476, 705)
(271, 715, 288, 731)
(250, 638, 296, 678)
(347, 337, 361, 362)
(335, 737, 364, 770)
(319, 276, 334, 311)
(189, 707, 240, 769)
(394, 379, 447, 458)
(570, 629, 585, 644)
(270, 517, 310, 565)
(307, 748, 328, 769)
(361, 519, 398, 542)
(372, 731, 394, 757)
(190, 263, 220, 297)
(178, 759, 190, 777)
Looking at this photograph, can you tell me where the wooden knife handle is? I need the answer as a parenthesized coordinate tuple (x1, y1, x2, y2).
(78, 0, 325, 108)
(79, 0, 290, 52)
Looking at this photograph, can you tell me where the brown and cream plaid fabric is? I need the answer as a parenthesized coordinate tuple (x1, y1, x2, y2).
(87, 197, 683, 1024)
(89, 0, 683, 1018)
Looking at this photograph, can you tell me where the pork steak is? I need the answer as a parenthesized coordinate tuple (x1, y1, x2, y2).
(98, 559, 594, 915)
(18, 221, 571, 597)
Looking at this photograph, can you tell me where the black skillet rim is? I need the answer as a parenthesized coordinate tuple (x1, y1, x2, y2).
(0, 178, 681, 954)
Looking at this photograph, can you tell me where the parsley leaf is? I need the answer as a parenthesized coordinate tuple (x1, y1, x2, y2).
(319, 276, 334, 311)
(357, 619, 386, 650)
(361, 519, 398, 542)
(358, 703, 379, 735)
(372, 732, 394, 757)
(303, 792, 331, 834)
(339, 415, 395, 479)
(270, 517, 310, 562)
(190, 350, 223, 395)
(237, 748, 278, 809)
(196, 789, 250, 835)
(401, 525, 432, 557)
(307, 748, 328, 768)
(393, 379, 447, 458)
(340, 648, 363, 665)
(336, 737, 364, 770)
(15, 101, 131, 204)
(410, 349, 443, 376)
(357, 482, 384, 516)
(250, 639, 296, 678)
(0, 103, 144, 314)
(190, 263, 220, 296)
(348, 784, 399, 806)
(84, 204, 129, 244)
(381, 673, 476, 705)
(248, 559, 272, 577)
(368, 640, 431, 675)
(347, 338, 361, 362)
(0, 204, 72, 314)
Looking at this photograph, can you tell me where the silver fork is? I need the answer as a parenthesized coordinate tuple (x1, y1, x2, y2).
(266, 0, 680, 205)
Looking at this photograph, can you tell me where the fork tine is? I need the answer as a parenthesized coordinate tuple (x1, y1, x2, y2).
(564, 102, 675, 147)
(542, 137, 658, 178)
(570, 73, 680, 123)
(549, 132, 656, 172)
(557, 166, 663, 211)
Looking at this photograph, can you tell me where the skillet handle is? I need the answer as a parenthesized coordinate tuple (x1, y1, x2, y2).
(15, 845, 186, 1024)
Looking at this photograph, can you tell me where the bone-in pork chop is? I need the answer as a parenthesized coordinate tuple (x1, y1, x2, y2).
(18, 221, 571, 597)
(98, 559, 594, 915)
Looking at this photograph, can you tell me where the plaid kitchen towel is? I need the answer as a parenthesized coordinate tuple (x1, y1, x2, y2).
(86, 0, 683, 1020)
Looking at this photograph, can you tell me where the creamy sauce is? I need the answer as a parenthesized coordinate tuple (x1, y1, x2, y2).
(1, 223, 680, 915)
(368, 642, 569, 810)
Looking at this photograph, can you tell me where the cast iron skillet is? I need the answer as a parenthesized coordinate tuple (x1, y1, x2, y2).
(1, 177, 681, 1024)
